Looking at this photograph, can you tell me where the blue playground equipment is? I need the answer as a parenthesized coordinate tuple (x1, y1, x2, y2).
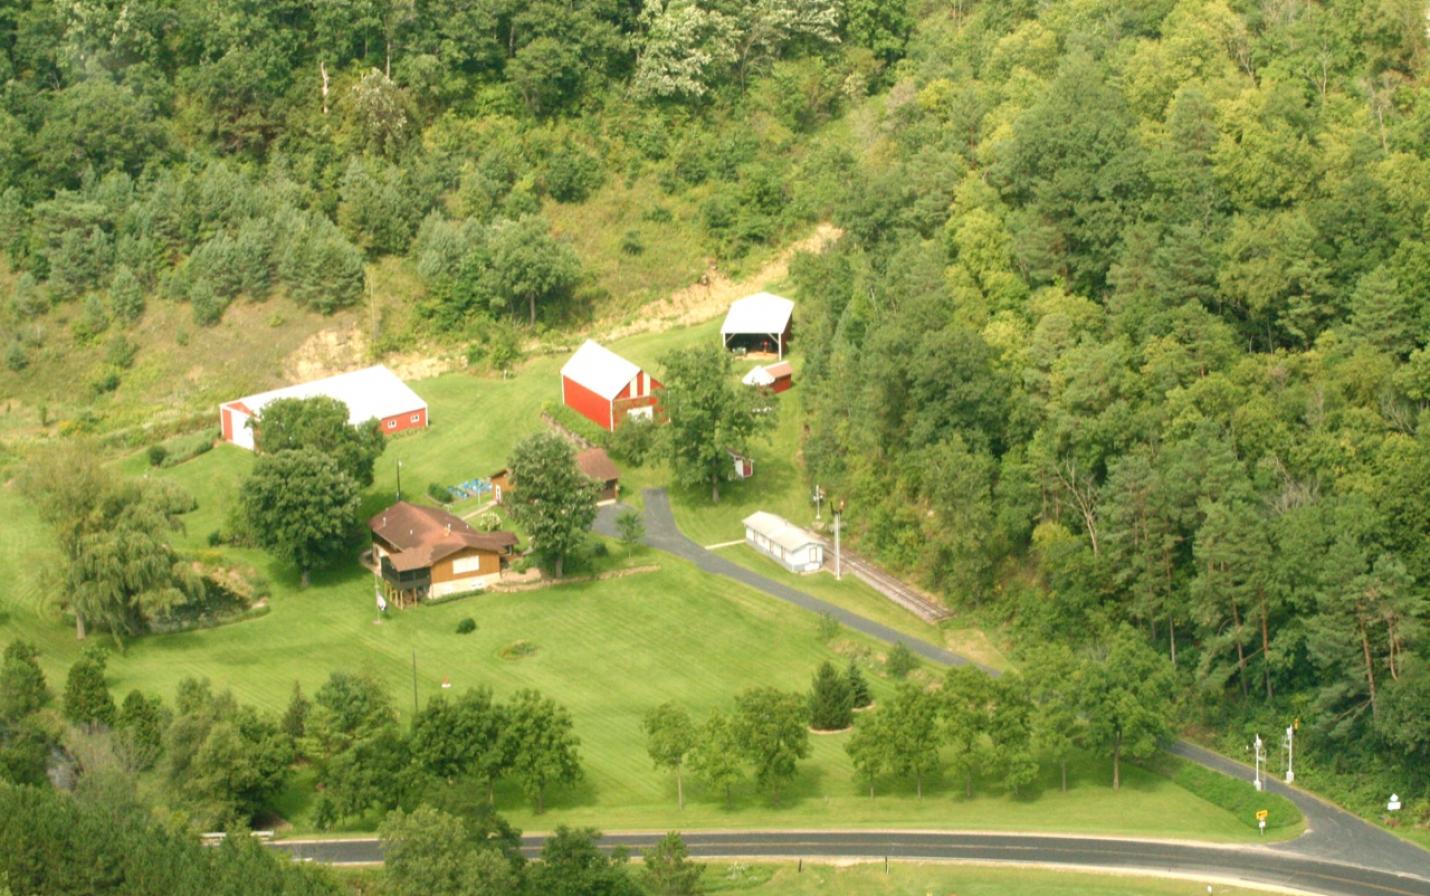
(447, 478, 494, 501)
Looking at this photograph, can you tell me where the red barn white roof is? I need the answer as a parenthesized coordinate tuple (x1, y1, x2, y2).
(721, 292, 794, 336)
(561, 340, 641, 400)
(225, 365, 426, 424)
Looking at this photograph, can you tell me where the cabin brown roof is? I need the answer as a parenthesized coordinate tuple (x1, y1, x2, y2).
(576, 447, 620, 484)
(369, 501, 517, 572)
(763, 360, 793, 379)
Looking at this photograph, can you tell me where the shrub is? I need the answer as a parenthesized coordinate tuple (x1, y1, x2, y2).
(641, 204, 674, 223)
(816, 612, 839, 641)
(5, 342, 26, 371)
(427, 481, 451, 503)
(90, 370, 121, 395)
(498, 639, 537, 660)
(543, 143, 605, 203)
(591, 541, 608, 558)
(886, 642, 918, 678)
(456, 617, 476, 635)
(147, 444, 168, 467)
(619, 229, 645, 255)
(106, 334, 137, 369)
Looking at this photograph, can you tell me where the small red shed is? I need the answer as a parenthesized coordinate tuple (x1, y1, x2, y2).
(741, 361, 793, 394)
(560, 340, 662, 432)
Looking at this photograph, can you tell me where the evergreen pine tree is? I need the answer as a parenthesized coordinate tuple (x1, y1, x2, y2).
(282, 681, 309, 742)
(114, 690, 166, 772)
(63, 647, 115, 731)
(0, 640, 49, 722)
(809, 661, 854, 730)
(108, 265, 145, 323)
(846, 661, 872, 709)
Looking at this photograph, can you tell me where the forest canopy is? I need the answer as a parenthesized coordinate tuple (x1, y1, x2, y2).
(791, 0, 1430, 804)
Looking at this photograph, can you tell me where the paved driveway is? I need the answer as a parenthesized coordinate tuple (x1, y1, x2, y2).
(593, 490, 990, 671)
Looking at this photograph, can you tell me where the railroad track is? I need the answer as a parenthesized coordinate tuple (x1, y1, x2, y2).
(821, 543, 952, 623)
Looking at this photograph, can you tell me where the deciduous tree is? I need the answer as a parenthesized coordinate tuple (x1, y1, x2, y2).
(508, 432, 598, 578)
(643, 702, 696, 808)
(240, 448, 360, 587)
(504, 689, 582, 812)
(660, 345, 771, 502)
(1082, 626, 1175, 789)
(733, 687, 809, 804)
(252, 396, 385, 487)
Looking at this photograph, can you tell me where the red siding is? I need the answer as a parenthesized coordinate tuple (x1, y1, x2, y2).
(563, 375, 614, 431)
(380, 407, 428, 436)
(220, 406, 234, 441)
(770, 375, 792, 394)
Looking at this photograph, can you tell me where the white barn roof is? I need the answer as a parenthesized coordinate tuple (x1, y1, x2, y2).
(561, 340, 641, 400)
(742, 365, 776, 387)
(721, 292, 795, 336)
(226, 365, 426, 423)
(743, 511, 820, 553)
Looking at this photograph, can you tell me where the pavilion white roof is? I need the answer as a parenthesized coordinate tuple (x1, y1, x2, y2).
(721, 292, 795, 337)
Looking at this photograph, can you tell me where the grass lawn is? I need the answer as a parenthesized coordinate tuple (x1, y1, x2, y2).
(704, 863, 1281, 896)
(0, 319, 1292, 846)
(332, 862, 1283, 896)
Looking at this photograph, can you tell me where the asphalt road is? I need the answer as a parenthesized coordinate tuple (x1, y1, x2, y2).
(271, 830, 1430, 895)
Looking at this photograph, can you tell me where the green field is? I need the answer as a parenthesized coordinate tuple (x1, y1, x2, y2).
(705, 863, 1279, 896)
(0, 323, 1294, 844)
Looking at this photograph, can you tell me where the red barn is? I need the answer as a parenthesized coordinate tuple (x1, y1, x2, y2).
(220, 365, 428, 450)
(560, 340, 661, 432)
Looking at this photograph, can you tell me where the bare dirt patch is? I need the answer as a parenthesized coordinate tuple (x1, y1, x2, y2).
(596, 222, 842, 343)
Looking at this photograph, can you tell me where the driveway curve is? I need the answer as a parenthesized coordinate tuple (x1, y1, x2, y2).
(593, 489, 994, 672)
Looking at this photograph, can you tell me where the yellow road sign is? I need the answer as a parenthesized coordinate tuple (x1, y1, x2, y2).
(1255, 809, 1269, 822)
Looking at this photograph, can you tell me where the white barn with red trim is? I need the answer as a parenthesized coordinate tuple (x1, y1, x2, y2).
(559, 340, 662, 432)
(219, 365, 428, 450)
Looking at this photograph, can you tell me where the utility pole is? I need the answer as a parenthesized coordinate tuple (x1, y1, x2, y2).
(812, 484, 825, 521)
(395, 458, 403, 502)
(833, 500, 844, 580)
(1284, 724, 1295, 783)
(410, 648, 418, 716)
(1252, 734, 1264, 791)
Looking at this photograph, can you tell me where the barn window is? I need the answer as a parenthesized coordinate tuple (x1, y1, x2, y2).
(387, 420, 397, 429)
(410, 414, 420, 423)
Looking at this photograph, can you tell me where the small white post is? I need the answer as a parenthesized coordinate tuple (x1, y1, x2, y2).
(833, 510, 841, 581)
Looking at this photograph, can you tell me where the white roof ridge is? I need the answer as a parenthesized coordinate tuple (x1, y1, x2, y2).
(561, 340, 642, 400)
(742, 511, 820, 552)
(225, 365, 426, 424)
(722, 292, 795, 335)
